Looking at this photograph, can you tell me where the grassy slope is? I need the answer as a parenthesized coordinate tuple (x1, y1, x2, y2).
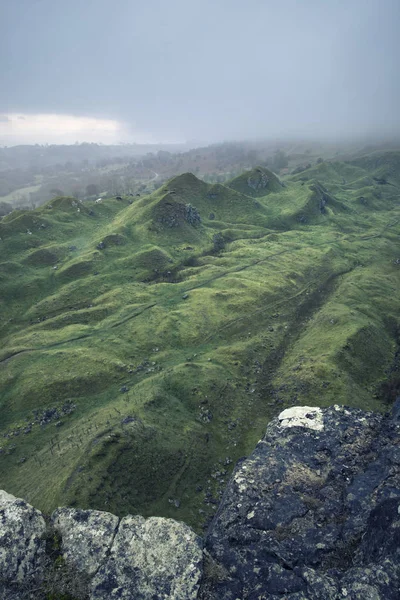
(0, 157, 399, 532)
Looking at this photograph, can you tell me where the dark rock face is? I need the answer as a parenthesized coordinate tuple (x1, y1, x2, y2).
(0, 405, 399, 599)
(247, 170, 271, 191)
(156, 196, 201, 228)
(309, 182, 333, 214)
(245, 167, 283, 193)
(185, 203, 201, 226)
(212, 232, 225, 253)
(199, 405, 400, 599)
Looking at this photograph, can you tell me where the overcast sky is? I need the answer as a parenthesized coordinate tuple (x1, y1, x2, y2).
(1, 0, 399, 145)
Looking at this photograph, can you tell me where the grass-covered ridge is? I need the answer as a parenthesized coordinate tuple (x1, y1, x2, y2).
(0, 153, 399, 532)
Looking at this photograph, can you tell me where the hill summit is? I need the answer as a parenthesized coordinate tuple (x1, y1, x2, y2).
(227, 166, 283, 196)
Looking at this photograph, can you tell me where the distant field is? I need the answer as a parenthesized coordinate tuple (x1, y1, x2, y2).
(1, 183, 42, 203)
(97, 162, 129, 173)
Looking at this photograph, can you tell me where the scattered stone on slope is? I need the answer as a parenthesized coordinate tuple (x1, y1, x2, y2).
(199, 404, 400, 600)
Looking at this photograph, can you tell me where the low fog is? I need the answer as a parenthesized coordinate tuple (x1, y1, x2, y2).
(1, 0, 399, 144)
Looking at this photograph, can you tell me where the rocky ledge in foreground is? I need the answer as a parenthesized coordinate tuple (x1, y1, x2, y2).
(1, 404, 399, 599)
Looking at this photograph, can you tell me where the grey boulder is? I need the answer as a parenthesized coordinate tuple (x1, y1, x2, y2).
(0, 490, 47, 598)
(91, 515, 203, 599)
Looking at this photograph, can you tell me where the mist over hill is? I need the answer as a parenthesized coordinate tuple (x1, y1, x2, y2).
(2, 138, 398, 212)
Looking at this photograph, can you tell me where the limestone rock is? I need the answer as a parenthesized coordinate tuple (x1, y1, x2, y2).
(52, 507, 119, 576)
(247, 170, 270, 191)
(278, 405, 324, 430)
(91, 515, 203, 599)
(0, 490, 46, 598)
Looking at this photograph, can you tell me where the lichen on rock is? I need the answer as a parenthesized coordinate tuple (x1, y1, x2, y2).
(0, 490, 47, 596)
(200, 405, 400, 599)
(91, 515, 203, 600)
(52, 507, 119, 576)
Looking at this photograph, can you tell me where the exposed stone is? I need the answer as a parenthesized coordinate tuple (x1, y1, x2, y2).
(185, 203, 201, 226)
(199, 405, 400, 599)
(91, 516, 203, 599)
(247, 170, 270, 190)
(52, 507, 119, 576)
(0, 490, 46, 597)
(278, 405, 324, 430)
(212, 232, 225, 252)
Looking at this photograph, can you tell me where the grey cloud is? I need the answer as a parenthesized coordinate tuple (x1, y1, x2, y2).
(0, 0, 399, 143)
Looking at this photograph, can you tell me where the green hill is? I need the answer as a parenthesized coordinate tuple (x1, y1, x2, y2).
(227, 166, 283, 196)
(0, 153, 399, 532)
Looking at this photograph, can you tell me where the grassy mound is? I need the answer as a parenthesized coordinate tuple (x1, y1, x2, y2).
(227, 166, 283, 196)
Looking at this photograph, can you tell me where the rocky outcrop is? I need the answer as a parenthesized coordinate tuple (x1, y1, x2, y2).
(0, 490, 47, 599)
(91, 516, 202, 599)
(51, 507, 119, 577)
(228, 166, 283, 196)
(0, 500, 203, 599)
(247, 170, 271, 191)
(185, 203, 201, 226)
(1, 404, 399, 599)
(154, 194, 201, 228)
(200, 405, 400, 599)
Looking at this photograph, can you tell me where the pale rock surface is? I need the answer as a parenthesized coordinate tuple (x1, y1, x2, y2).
(278, 405, 324, 430)
(0, 489, 46, 597)
(52, 507, 119, 576)
(91, 515, 203, 599)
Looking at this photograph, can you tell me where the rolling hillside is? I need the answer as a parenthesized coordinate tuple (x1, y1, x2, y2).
(0, 154, 399, 531)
